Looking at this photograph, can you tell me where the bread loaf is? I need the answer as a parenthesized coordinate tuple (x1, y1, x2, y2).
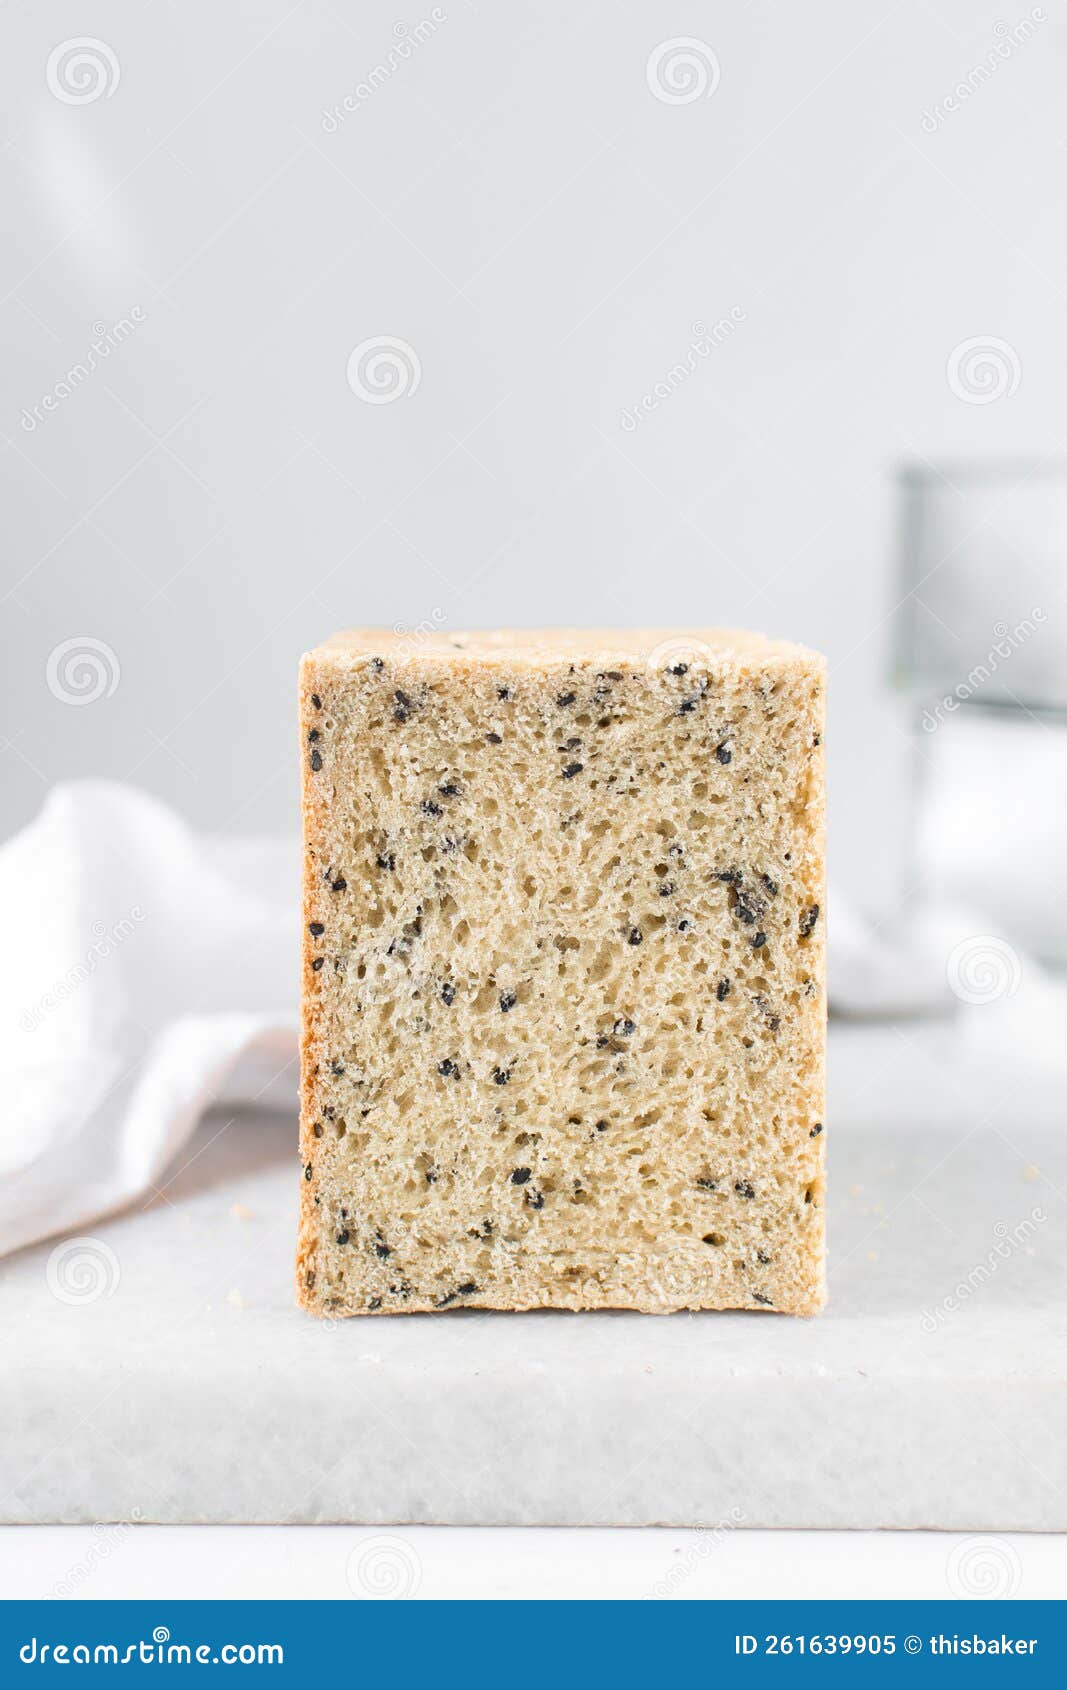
(297, 628, 826, 1316)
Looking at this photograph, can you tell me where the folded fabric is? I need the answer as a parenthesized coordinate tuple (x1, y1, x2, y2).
(0, 782, 298, 1258)
(829, 881, 1067, 1066)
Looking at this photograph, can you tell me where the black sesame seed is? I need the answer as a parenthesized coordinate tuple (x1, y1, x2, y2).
(368, 1296, 382, 1310)
(556, 691, 576, 707)
(613, 1017, 635, 1037)
(756, 1249, 771, 1265)
(492, 1066, 511, 1085)
(595, 1120, 608, 1133)
(311, 693, 322, 709)
(760, 874, 780, 897)
(562, 761, 584, 779)
(457, 1281, 478, 1296)
(751, 931, 767, 949)
(304, 1163, 313, 1182)
(678, 697, 698, 714)
(331, 876, 347, 893)
(375, 1241, 391, 1259)
(486, 731, 503, 744)
(799, 903, 820, 938)
(335, 1228, 350, 1245)
(441, 982, 456, 1006)
(311, 957, 324, 972)
(425, 1164, 439, 1184)
(329, 1060, 345, 1076)
(524, 1189, 544, 1210)
(813, 732, 822, 747)
(810, 1122, 823, 1138)
(437, 1058, 459, 1078)
(421, 799, 442, 816)
(497, 686, 512, 700)
(735, 889, 766, 926)
(735, 1180, 756, 1199)
(715, 867, 743, 885)
(696, 1176, 718, 1191)
(628, 928, 643, 945)
(310, 749, 323, 771)
(436, 1291, 458, 1308)
(659, 882, 675, 897)
(677, 918, 692, 932)
(669, 662, 688, 676)
(438, 782, 462, 798)
(510, 1167, 531, 1184)
(312, 1122, 323, 1138)
(371, 657, 385, 671)
(715, 743, 732, 764)
(308, 728, 320, 742)
(499, 991, 516, 1012)
(752, 1291, 773, 1306)
(717, 979, 731, 1001)
(309, 921, 324, 936)
(376, 852, 396, 871)
(393, 690, 412, 722)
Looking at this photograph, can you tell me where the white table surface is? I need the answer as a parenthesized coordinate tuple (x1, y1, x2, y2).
(2, 1524, 1066, 1602)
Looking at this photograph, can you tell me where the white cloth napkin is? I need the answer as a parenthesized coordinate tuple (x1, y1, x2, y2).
(2, 782, 1063, 1260)
(0, 782, 299, 1259)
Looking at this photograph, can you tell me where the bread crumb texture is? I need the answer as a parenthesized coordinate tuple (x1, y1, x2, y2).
(297, 629, 826, 1317)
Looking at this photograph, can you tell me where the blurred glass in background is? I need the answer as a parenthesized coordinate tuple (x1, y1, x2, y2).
(894, 462, 1067, 969)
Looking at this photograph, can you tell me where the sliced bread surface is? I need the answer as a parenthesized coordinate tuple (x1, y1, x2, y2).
(297, 628, 826, 1316)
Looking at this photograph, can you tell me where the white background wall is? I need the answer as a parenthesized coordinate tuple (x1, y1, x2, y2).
(3, 0, 1064, 906)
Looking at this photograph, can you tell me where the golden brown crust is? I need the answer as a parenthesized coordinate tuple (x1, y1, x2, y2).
(295, 654, 324, 1308)
(317, 625, 811, 655)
